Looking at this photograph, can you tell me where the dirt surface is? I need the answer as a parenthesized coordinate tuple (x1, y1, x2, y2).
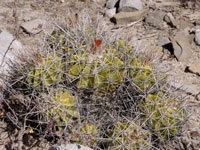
(0, 0, 200, 149)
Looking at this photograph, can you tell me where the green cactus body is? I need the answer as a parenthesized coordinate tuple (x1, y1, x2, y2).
(140, 92, 185, 140)
(28, 53, 64, 89)
(107, 121, 150, 150)
(48, 90, 78, 126)
(68, 46, 125, 92)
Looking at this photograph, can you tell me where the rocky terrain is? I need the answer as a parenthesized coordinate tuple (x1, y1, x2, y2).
(0, 0, 200, 150)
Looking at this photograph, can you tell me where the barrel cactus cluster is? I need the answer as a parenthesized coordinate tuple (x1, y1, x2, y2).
(139, 92, 185, 141)
(106, 121, 151, 150)
(2, 16, 186, 150)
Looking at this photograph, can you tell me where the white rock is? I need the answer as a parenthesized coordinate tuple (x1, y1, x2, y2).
(157, 37, 170, 46)
(170, 32, 192, 62)
(0, 30, 23, 73)
(119, 0, 143, 12)
(105, 8, 116, 18)
(112, 9, 147, 24)
(106, 0, 119, 9)
(21, 19, 45, 34)
(49, 144, 93, 150)
(195, 30, 200, 45)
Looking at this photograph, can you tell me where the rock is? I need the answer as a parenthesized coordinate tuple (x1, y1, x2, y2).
(0, 29, 23, 73)
(119, 0, 143, 12)
(49, 144, 93, 150)
(187, 34, 195, 44)
(178, 19, 191, 31)
(195, 30, 200, 45)
(157, 37, 171, 46)
(20, 19, 45, 34)
(164, 13, 178, 28)
(164, 13, 173, 24)
(164, 14, 191, 30)
(169, 32, 192, 61)
(188, 64, 200, 75)
(111, 9, 147, 24)
(145, 10, 165, 29)
(106, 0, 119, 9)
(105, 8, 116, 18)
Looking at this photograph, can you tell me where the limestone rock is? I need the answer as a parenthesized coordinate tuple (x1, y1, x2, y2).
(157, 37, 170, 46)
(49, 144, 93, 150)
(164, 13, 178, 28)
(170, 32, 192, 61)
(145, 10, 165, 29)
(111, 9, 147, 24)
(20, 19, 45, 34)
(119, 0, 143, 12)
(195, 30, 200, 45)
(106, 0, 119, 9)
(105, 8, 116, 18)
(0, 29, 23, 73)
(188, 64, 200, 75)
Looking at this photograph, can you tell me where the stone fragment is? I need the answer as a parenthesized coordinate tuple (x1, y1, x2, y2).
(188, 64, 200, 75)
(169, 32, 192, 61)
(111, 9, 147, 24)
(164, 13, 177, 27)
(20, 19, 45, 34)
(157, 37, 170, 46)
(105, 8, 116, 18)
(106, 0, 119, 9)
(187, 33, 195, 44)
(145, 10, 165, 29)
(0, 30, 23, 73)
(195, 30, 200, 45)
(49, 144, 93, 150)
(119, 0, 143, 12)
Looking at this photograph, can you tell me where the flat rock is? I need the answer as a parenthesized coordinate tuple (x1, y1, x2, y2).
(111, 9, 147, 24)
(195, 30, 200, 45)
(157, 37, 171, 46)
(0, 29, 23, 73)
(145, 10, 165, 29)
(106, 0, 119, 9)
(20, 19, 45, 34)
(119, 0, 143, 12)
(170, 32, 192, 62)
(188, 64, 200, 75)
(49, 144, 93, 150)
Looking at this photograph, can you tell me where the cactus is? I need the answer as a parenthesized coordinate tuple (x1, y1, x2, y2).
(107, 121, 151, 150)
(46, 90, 78, 128)
(140, 92, 185, 140)
(27, 53, 64, 90)
(69, 121, 99, 147)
